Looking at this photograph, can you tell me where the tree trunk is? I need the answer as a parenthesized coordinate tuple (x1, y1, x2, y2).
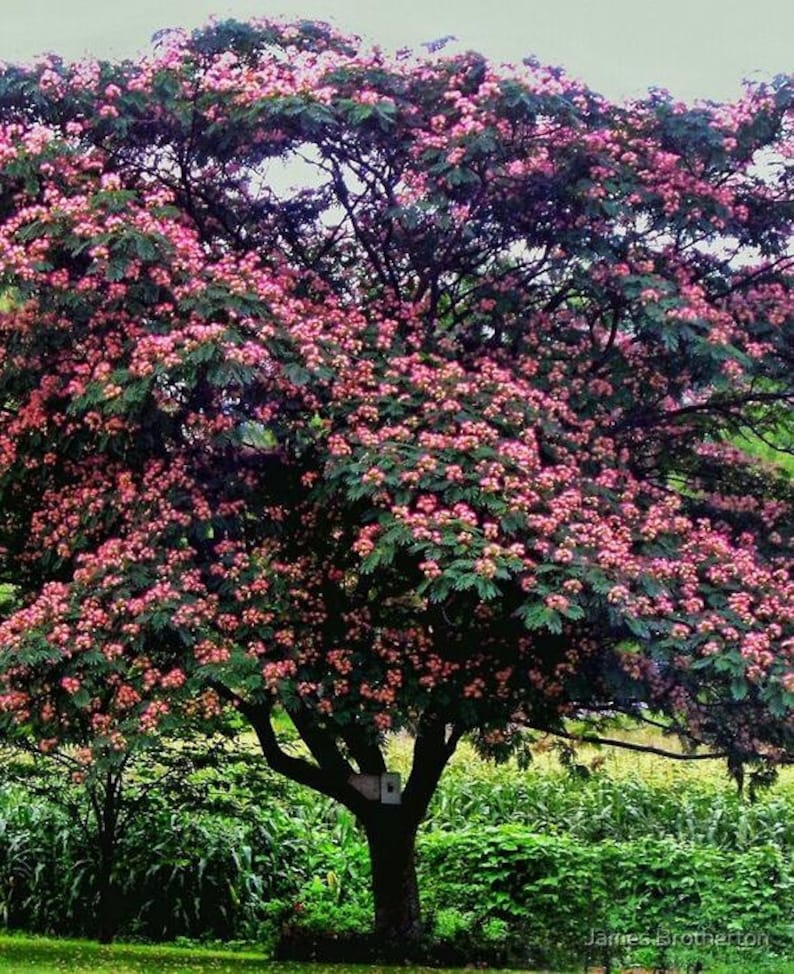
(95, 780, 120, 946)
(96, 852, 119, 944)
(239, 699, 461, 957)
(365, 810, 422, 949)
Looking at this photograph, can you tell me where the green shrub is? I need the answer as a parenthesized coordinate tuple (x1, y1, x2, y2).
(288, 877, 371, 937)
(0, 789, 86, 934)
(418, 825, 794, 967)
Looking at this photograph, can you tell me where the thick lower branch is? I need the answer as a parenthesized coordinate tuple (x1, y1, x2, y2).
(402, 712, 462, 825)
(339, 722, 387, 775)
(209, 682, 372, 817)
(287, 702, 354, 780)
(211, 682, 461, 826)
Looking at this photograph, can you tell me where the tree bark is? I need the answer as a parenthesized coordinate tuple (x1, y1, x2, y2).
(365, 808, 422, 947)
(94, 772, 121, 944)
(96, 863, 119, 944)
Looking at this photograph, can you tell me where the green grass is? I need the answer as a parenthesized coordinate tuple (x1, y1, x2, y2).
(0, 935, 567, 973)
(0, 936, 791, 974)
(0, 935, 271, 973)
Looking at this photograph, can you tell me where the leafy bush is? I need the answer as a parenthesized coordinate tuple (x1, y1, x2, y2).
(287, 878, 372, 937)
(419, 825, 794, 967)
(0, 789, 83, 933)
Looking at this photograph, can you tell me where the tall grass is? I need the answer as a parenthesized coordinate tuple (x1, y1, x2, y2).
(425, 758, 794, 850)
(381, 732, 794, 851)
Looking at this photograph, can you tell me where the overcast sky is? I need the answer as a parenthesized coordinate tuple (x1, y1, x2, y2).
(1, 0, 792, 102)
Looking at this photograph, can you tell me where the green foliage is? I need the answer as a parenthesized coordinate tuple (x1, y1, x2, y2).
(0, 783, 287, 943)
(419, 827, 794, 968)
(286, 878, 372, 938)
(1, 737, 793, 968)
(426, 761, 794, 851)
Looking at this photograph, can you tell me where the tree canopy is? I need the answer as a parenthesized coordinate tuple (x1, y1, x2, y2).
(0, 17, 791, 941)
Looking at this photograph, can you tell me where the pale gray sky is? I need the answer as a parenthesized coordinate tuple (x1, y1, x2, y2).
(1, 0, 792, 102)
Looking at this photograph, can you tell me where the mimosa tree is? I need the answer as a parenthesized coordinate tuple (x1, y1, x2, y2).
(0, 19, 791, 945)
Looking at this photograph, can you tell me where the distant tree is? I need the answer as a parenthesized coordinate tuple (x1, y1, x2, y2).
(0, 19, 791, 948)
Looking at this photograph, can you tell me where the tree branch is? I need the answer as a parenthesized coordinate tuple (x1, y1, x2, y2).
(287, 702, 355, 780)
(403, 711, 462, 825)
(208, 681, 372, 817)
(540, 727, 726, 761)
(338, 722, 387, 775)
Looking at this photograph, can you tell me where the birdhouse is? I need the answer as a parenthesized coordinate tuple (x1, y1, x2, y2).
(348, 772, 402, 804)
(380, 772, 401, 805)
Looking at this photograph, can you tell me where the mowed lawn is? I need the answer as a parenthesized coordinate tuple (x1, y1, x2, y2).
(0, 937, 541, 974)
(2, 937, 794, 974)
(0, 937, 536, 974)
(0, 936, 272, 973)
